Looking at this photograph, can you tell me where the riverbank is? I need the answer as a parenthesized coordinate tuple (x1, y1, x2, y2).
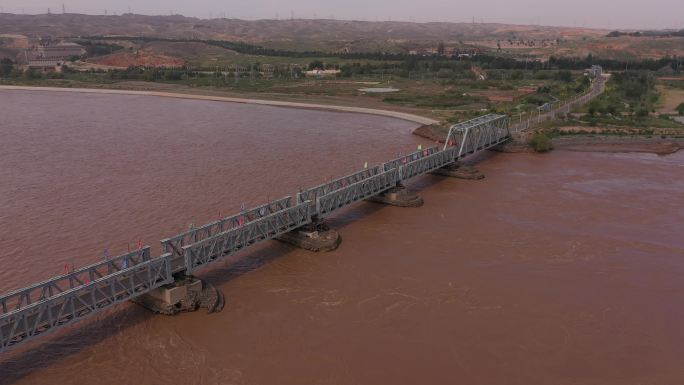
(552, 135, 684, 155)
(413, 123, 684, 156)
(0, 85, 439, 126)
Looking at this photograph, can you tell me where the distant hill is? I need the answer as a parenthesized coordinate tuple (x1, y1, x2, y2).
(1, 14, 680, 61)
(0, 13, 606, 52)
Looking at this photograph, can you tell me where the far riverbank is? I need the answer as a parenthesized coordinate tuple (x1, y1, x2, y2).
(552, 135, 684, 155)
(0, 85, 439, 126)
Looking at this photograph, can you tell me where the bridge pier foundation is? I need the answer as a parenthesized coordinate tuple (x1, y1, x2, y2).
(133, 274, 224, 315)
(431, 163, 484, 180)
(367, 183, 424, 207)
(278, 218, 341, 252)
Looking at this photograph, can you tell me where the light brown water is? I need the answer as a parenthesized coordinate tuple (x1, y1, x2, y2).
(1, 90, 684, 385)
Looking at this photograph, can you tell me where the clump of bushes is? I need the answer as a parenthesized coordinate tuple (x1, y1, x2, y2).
(529, 132, 554, 153)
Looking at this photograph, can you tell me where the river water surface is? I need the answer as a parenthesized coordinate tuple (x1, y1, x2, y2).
(1, 90, 683, 385)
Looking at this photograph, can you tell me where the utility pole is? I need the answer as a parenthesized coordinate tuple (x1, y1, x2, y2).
(62, 4, 65, 14)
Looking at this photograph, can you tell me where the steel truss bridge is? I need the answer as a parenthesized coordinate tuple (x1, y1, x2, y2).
(0, 114, 511, 354)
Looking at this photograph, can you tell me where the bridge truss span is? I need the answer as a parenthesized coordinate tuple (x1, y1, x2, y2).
(297, 166, 382, 205)
(182, 201, 313, 273)
(316, 169, 399, 216)
(161, 197, 294, 271)
(399, 147, 459, 180)
(0, 255, 173, 351)
(0, 248, 151, 316)
(382, 146, 440, 172)
(443, 114, 511, 157)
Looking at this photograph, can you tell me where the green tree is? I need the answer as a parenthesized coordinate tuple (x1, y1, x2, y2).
(677, 102, 684, 116)
(510, 70, 524, 80)
(437, 41, 446, 56)
(636, 108, 649, 118)
(0, 58, 13, 77)
(587, 100, 599, 116)
(308, 60, 324, 70)
(529, 132, 553, 153)
(554, 70, 573, 82)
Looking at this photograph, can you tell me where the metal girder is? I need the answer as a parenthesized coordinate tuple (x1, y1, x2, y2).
(0, 248, 151, 316)
(297, 166, 382, 205)
(383, 147, 439, 172)
(0, 256, 172, 352)
(161, 197, 292, 255)
(441, 114, 511, 158)
(316, 169, 399, 216)
(400, 147, 459, 180)
(182, 202, 313, 273)
(161, 197, 293, 272)
(443, 114, 510, 153)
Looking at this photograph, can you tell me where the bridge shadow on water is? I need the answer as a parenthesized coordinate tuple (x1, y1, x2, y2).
(0, 153, 496, 384)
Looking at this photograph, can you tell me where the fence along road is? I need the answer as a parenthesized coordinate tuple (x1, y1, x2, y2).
(510, 74, 607, 132)
(0, 113, 511, 354)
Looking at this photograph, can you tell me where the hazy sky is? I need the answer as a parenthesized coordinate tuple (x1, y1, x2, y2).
(1, 0, 682, 30)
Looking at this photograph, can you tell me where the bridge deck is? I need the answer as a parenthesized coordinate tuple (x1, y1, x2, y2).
(0, 114, 511, 353)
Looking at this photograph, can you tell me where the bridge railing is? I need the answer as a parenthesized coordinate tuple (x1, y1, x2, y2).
(182, 201, 313, 273)
(383, 147, 439, 172)
(0, 255, 173, 351)
(0, 247, 151, 315)
(316, 169, 399, 216)
(297, 166, 382, 205)
(161, 197, 293, 258)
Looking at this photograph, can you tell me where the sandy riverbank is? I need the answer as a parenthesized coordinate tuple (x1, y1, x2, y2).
(0, 85, 439, 126)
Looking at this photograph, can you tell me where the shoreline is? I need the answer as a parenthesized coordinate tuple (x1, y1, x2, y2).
(0, 85, 439, 126)
(552, 135, 684, 155)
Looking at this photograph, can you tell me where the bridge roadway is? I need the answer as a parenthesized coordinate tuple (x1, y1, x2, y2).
(0, 114, 511, 353)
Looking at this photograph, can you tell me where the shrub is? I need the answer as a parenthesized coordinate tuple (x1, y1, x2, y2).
(529, 132, 554, 153)
(677, 103, 684, 116)
(0, 58, 14, 77)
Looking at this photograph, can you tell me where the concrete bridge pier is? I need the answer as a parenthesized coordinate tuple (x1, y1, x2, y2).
(278, 217, 342, 252)
(431, 162, 484, 180)
(133, 273, 224, 315)
(367, 182, 424, 207)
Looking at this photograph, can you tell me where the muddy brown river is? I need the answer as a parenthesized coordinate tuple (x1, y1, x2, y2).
(1, 90, 683, 385)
